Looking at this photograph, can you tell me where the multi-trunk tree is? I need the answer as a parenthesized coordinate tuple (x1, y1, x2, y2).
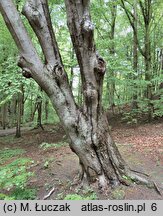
(0, 0, 153, 189)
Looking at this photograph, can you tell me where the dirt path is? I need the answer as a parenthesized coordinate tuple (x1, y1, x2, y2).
(112, 123, 163, 163)
(0, 123, 162, 200)
(0, 127, 31, 137)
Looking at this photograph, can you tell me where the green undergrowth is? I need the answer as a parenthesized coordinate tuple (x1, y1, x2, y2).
(63, 193, 97, 200)
(39, 141, 68, 150)
(110, 187, 125, 199)
(122, 175, 134, 184)
(0, 158, 34, 190)
(10, 188, 37, 200)
(0, 148, 26, 164)
(58, 187, 98, 200)
(0, 156, 35, 200)
(43, 157, 55, 169)
(0, 188, 37, 200)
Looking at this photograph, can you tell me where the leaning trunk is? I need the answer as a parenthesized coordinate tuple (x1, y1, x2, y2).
(50, 92, 129, 187)
(0, 0, 153, 189)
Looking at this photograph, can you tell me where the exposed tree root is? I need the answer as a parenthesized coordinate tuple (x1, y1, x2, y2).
(130, 168, 150, 177)
(71, 158, 162, 197)
(127, 171, 150, 185)
(127, 170, 162, 196)
(71, 168, 162, 198)
(98, 173, 109, 191)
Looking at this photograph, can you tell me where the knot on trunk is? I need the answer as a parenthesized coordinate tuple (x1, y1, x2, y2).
(52, 62, 66, 84)
(81, 16, 94, 33)
(18, 56, 32, 78)
(32, 10, 44, 29)
(81, 16, 94, 49)
(83, 86, 98, 102)
(22, 70, 32, 78)
(94, 54, 106, 75)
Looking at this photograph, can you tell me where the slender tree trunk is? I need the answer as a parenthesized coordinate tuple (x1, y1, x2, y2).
(15, 92, 22, 138)
(107, 3, 117, 114)
(30, 95, 34, 122)
(144, 40, 152, 120)
(144, 7, 152, 122)
(36, 96, 44, 130)
(20, 84, 25, 119)
(45, 99, 49, 122)
(9, 95, 17, 128)
(132, 0, 138, 110)
(122, 0, 153, 120)
(2, 103, 7, 130)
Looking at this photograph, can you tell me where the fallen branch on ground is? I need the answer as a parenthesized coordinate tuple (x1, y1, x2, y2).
(43, 187, 55, 200)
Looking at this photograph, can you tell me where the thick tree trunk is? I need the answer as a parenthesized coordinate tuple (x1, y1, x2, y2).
(0, 0, 153, 189)
(68, 112, 128, 187)
(53, 88, 131, 186)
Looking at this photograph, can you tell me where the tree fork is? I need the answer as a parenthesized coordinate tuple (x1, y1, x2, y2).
(0, 0, 161, 194)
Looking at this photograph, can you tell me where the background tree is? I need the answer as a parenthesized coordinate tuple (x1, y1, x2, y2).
(120, 0, 163, 121)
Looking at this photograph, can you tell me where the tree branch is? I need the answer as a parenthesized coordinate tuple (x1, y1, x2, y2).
(121, 0, 145, 57)
(0, 0, 78, 135)
(22, 0, 62, 67)
(64, 0, 106, 148)
(64, 0, 101, 111)
(139, 0, 146, 23)
(121, 0, 134, 28)
(0, 0, 42, 69)
(0, 0, 51, 91)
(64, 0, 105, 98)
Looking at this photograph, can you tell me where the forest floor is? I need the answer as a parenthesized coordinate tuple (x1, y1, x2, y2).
(0, 122, 163, 200)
